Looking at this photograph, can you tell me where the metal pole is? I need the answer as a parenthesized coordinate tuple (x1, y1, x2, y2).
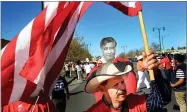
(161, 34, 170, 52)
(158, 29, 162, 51)
(162, 36, 164, 51)
(153, 27, 165, 52)
(121, 46, 126, 56)
(124, 47, 125, 55)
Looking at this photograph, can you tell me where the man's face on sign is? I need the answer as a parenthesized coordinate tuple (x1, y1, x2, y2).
(101, 42, 116, 61)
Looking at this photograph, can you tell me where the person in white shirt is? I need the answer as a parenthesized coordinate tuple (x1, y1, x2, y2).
(64, 63, 70, 78)
(75, 61, 83, 81)
(85, 62, 92, 77)
(89, 62, 95, 69)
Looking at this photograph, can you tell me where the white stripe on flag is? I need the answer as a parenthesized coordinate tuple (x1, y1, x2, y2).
(64, 2, 70, 9)
(43, 2, 58, 9)
(53, 27, 60, 42)
(45, 2, 59, 29)
(9, 20, 34, 103)
(121, 2, 136, 8)
(31, 3, 83, 97)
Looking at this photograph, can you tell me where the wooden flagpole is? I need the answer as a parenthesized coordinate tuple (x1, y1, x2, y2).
(138, 11, 155, 81)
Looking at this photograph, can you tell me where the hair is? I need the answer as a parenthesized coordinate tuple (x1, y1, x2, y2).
(162, 53, 166, 57)
(100, 80, 108, 86)
(174, 54, 185, 63)
(76, 60, 81, 65)
(100, 37, 117, 48)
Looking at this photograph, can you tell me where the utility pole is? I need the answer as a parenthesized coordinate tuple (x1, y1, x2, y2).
(121, 45, 127, 56)
(153, 27, 165, 51)
(161, 34, 170, 52)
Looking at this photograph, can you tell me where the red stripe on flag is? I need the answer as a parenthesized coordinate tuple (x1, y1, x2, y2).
(19, 3, 69, 98)
(105, 1, 142, 16)
(20, 81, 36, 100)
(44, 2, 93, 94)
(20, 2, 80, 83)
(1, 35, 18, 106)
(51, 2, 80, 47)
(127, 2, 142, 16)
(44, 33, 74, 95)
(44, 2, 93, 95)
(19, 7, 50, 82)
(42, 2, 80, 95)
(78, 2, 94, 21)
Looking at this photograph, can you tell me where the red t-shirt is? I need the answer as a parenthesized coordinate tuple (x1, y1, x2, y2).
(2, 96, 56, 112)
(161, 57, 171, 70)
(87, 95, 146, 112)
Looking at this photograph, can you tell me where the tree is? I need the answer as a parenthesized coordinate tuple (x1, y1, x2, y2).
(177, 46, 186, 50)
(127, 50, 136, 58)
(119, 49, 142, 58)
(171, 47, 174, 50)
(65, 37, 92, 62)
(119, 53, 126, 58)
(150, 42, 160, 52)
(1, 38, 10, 49)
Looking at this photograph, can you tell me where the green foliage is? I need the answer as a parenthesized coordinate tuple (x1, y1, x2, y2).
(1, 39, 10, 49)
(119, 48, 143, 58)
(65, 37, 92, 62)
(171, 47, 175, 50)
(177, 46, 186, 50)
(119, 42, 160, 58)
(150, 42, 160, 52)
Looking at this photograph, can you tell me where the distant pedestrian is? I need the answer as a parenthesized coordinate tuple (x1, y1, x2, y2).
(160, 53, 172, 81)
(81, 62, 86, 75)
(76, 61, 83, 81)
(89, 62, 95, 69)
(52, 76, 70, 112)
(64, 63, 70, 78)
(85, 62, 92, 77)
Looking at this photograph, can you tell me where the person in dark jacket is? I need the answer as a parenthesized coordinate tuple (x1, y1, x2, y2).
(52, 76, 70, 112)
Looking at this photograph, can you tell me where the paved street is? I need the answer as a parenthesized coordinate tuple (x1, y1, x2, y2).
(64, 63, 180, 112)
(66, 82, 95, 112)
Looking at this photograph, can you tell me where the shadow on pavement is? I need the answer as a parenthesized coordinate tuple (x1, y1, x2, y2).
(67, 76, 77, 85)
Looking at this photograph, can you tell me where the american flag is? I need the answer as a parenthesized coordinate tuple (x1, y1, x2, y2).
(1, 1, 142, 107)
